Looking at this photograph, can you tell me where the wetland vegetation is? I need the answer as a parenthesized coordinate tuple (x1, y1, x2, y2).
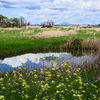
(0, 25, 100, 99)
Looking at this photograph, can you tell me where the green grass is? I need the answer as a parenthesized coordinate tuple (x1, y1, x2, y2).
(0, 27, 100, 56)
(0, 57, 100, 100)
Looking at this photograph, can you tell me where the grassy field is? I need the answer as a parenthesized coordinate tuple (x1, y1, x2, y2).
(0, 25, 100, 57)
(0, 25, 100, 100)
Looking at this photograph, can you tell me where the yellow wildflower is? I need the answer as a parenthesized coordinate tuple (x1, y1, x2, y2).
(79, 86, 83, 90)
(82, 90, 85, 93)
(21, 62, 25, 65)
(2, 87, 5, 90)
(43, 68, 47, 71)
(42, 58, 46, 60)
(22, 67, 26, 70)
(11, 90, 16, 93)
(56, 58, 59, 60)
(9, 65, 12, 68)
(67, 60, 69, 63)
(91, 83, 97, 88)
(73, 94, 76, 97)
(63, 61, 65, 63)
(52, 68, 55, 71)
(57, 74, 60, 78)
(65, 88, 68, 91)
(56, 90, 60, 94)
(52, 54, 55, 57)
(59, 94, 62, 97)
(19, 74, 23, 77)
(96, 90, 98, 93)
(61, 90, 64, 93)
(34, 70, 37, 73)
(24, 94, 29, 98)
(34, 74, 37, 78)
(50, 60, 53, 63)
(13, 70, 16, 74)
(51, 80, 55, 84)
(18, 67, 22, 70)
(0, 95, 4, 99)
(73, 73, 77, 76)
(22, 91, 24, 94)
(35, 58, 38, 61)
(66, 70, 70, 73)
(0, 78, 3, 82)
(69, 66, 72, 69)
(56, 67, 58, 70)
(93, 94, 96, 98)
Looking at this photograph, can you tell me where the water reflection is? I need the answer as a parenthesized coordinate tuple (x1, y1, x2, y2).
(0, 52, 91, 74)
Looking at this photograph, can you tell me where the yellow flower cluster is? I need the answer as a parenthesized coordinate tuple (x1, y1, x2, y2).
(41, 83, 50, 91)
(0, 95, 4, 100)
(0, 59, 100, 100)
(35, 58, 38, 62)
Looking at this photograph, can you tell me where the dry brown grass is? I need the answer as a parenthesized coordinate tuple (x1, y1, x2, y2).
(0, 26, 41, 30)
(22, 25, 41, 29)
(75, 28, 100, 32)
(19, 30, 34, 34)
(60, 38, 100, 50)
(1, 30, 5, 33)
(3, 27, 23, 30)
(86, 31, 94, 34)
(82, 38, 100, 50)
(33, 30, 76, 38)
(1, 25, 100, 34)
(60, 39, 73, 48)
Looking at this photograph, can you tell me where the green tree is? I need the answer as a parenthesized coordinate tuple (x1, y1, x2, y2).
(10, 17, 20, 27)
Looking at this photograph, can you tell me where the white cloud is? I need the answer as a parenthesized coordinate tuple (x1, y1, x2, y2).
(11, 5, 19, 7)
(33, 14, 37, 18)
(38, 15, 45, 19)
(0, 2, 2, 5)
(63, 16, 69, 19)
(19, 13, 27, 17)
(28, 18, 33, 21)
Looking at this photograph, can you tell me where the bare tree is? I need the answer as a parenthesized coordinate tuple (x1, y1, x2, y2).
(41, 20, 54, 28)
(19, 16, 26, 26)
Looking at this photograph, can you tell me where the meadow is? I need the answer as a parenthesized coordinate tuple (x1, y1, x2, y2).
(0, 25, 100, 58)
(0, 25, 100, 100)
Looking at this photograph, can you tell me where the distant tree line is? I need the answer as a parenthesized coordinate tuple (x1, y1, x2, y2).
(0, 14, 30, 28)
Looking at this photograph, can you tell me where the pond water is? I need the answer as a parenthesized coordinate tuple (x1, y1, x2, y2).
(0, 50, 97, 74)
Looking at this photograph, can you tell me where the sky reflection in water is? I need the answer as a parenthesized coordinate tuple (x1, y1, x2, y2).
(0, 52, 89, 73)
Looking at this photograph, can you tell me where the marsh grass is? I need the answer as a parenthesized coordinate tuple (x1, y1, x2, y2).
(1, 26, 100, 56)
(0, 54, 100, 100)
(61, 37, 100, 50)
(60, 27, 74, 32)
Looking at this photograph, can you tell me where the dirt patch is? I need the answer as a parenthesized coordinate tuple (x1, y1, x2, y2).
(33, 30, 76, 38)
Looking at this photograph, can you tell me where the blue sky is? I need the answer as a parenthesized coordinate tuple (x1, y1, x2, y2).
(0, 0, 100, 25)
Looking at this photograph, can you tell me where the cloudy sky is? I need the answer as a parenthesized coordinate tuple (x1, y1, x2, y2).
(0, 0, 100, 25)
